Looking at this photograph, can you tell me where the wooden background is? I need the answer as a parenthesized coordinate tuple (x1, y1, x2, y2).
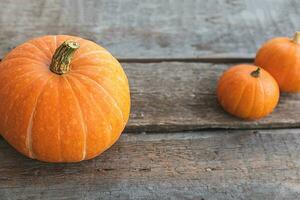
(0, 0, 300, 199)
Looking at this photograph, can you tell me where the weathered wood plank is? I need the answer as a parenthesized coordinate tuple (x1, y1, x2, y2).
(0, 129, 299, 199)
(125, 62, 300, 132)
(0, 0, 299, 59)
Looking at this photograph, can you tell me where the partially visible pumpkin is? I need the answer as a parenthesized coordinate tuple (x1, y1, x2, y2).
(255, 32, 300, 92)
(217, 64, 279, 120)
(0, 35, 130, 162)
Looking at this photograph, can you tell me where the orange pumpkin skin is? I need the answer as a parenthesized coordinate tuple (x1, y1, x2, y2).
(255, 33, 300, 92)
(0, 35, 130, 162)
(217, 64, 279, 120)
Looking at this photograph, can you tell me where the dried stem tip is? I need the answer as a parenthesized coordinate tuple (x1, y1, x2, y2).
(293, 32, 300, 44)
(251, 67, 260, 78)
(49, 40, 80, 75)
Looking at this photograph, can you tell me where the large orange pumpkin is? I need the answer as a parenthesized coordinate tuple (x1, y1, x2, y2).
(217, 64, 279, 120)
(0, 35, 130, 162)
(255, 32, 300, 92)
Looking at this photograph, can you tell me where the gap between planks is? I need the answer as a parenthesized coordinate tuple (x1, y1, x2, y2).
(118, 57, 253, 64)
(0, 128, 300, 199)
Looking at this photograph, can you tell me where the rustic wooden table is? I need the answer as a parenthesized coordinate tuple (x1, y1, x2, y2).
(0, 0, 300, 199)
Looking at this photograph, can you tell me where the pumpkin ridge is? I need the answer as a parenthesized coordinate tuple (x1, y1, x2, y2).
(75, 60, 119, 67)
(71, 73, 125, 124)
(63, 77, 87, 161)
(217, 69, 244, 99)
(245, 80, 257, 119)
(71, 50, 111, 63)
(218, 73, 244, 108)
(53, 35, 57, 49)
(258, 40, 291, 83)
(0, 73, 45, 136)
(67, 75, 113, 157)
(73, 70, 128, 99)
(0, 61, 48, 76)
(2, 56, 47, 66)
(26, 42, 50, 61)
(73, 68, 128, 85)
(72, 59, 120, 72)
(26, 75, 54, 158)
(55, 78, 63, 162)
(36, 37, 54, 58)
(232, 80, 248, 115)
(258, 79, 265, 118)
(0, 70, 41, 92)
(0, 35, 130, 162)
(256, 40, 286, 68)
(279, 45, 295, 86)
(0, 73, 44, 136)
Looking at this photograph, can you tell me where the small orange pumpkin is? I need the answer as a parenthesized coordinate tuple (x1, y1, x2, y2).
(255, 32, 300, 92)
(217, 64, 279, 120)
(0, 35, 130, 162)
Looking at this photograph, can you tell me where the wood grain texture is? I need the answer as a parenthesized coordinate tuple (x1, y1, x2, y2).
(0, 0, 299, 59)
(125, 62, 300, 132)
(0, 129, 299, 200)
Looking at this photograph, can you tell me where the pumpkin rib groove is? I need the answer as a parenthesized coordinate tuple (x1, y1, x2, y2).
(26, 75, 54, 159)
(37, 37, 54, 57)
(1, 73, 45, 137)
(258, 79, 265, 118)
(73, 68, 128, 85)
(0, 35, 130, 162)
(232, 79, 248, 115)
(246, 81, 256, 119)
(67, 75, 113, 157)
(4, 74, 41, 128)
(0, 70, 42, 92)
(217, 70, 243, 104)
(218, 74, 244, 109)
(71, 73, 125, 124)
(256, 40, 290, 85)
(2, 56, 46, 66)
(279, 45, 295, 87)
(255, 36, 300, 92)
(73, 59, 120, 69)
(259, 40, 285, 64)
(72, 67, 113, 74)
(71, 50, 111, 63)
(288, 56, 299, 88)
(0, 61, 47, 75)
(217, 64, 279, 120)
(53, 35, 57, 49)
(73, 70, 128, 99)
(56, 79, 63, 162)
(4, 49, 47, 63)
(71, 73, 124, 125)
(26, 42, 49, 61)
(63, 77, 87, 161)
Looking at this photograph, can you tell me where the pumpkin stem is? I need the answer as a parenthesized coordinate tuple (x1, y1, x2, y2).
(292, 32, 300, 44)
(49, 40, 80, 75)
(251, 67, 260, 78)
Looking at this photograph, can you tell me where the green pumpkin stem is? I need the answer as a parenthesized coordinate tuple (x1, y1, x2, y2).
(251, 67, 260, 78)
(49, 40, 80, 75)
(293, 32, 300, 44)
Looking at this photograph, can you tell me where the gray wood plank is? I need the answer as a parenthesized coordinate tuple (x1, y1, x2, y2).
(125, 62, 300, 132)
(0, 129, 299, 200)
(0, 0, 299, 59)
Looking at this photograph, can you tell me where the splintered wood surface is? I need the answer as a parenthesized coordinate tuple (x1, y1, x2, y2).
(125, 62, 300, 132)
(0, 0, 299, 59)
(0, 129, 300, 199)
(1, 0, 300, 200)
